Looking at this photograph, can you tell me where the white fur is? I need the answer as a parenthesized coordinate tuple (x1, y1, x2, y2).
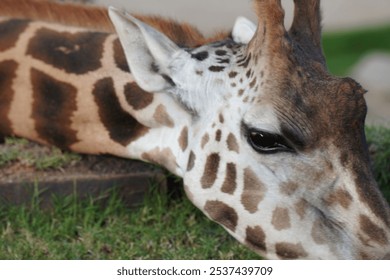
(108, 7, 182, 92)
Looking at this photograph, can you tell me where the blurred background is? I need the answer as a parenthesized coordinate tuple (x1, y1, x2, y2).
(70, 0, 390, 127)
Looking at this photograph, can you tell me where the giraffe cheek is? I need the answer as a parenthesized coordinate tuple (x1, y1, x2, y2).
(200, 153, 221, 189)
(241, 167, 267, 213)
(221, 163, 237, 195)
(186, 151, 196, 172)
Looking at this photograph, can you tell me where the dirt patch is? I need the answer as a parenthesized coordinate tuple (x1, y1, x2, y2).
(0, 138, 158, 183)
(0, 138, 166, 208)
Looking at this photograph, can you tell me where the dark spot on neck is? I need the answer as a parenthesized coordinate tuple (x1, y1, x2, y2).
(191, 51, 209, 61)
(31, 68, 78, 149)
(0, 60, 18, 137)
(124, 82, 154, 110)
(27, 28, 107, 74)
(209, 65, 225, 72)
(229, 71, 238, 78)
(93, 77, 149, 146)
(215, 50, 227, 56)
(113, 38, 130, 72)
(0, 19, 30, 52)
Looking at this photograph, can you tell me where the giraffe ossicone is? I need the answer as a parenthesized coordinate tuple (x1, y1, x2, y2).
(1, 0, 390, 259)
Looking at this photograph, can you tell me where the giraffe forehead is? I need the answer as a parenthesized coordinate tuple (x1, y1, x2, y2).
(188, 40, 246, 73)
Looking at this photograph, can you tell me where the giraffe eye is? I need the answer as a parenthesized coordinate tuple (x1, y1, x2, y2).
(247, 129, 294, 154)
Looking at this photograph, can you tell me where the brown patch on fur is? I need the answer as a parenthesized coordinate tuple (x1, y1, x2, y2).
(31, 68, 78, 149)
(295, 199, 308, 219)
(0, 0, 228, 46)
(142, 147, 177, 173)
(27, 27, 108, 74)
(221, 163, 237, 194)
(179, 126, 189, 151)
(153, 104, 174, 128)
(271, 207, 291, 231)
(359, 215, 388, 245)
(0, 60, 18, 137)
(227, 133, 239, 153)
(280, 181, 299, 196)
(204, 200, 238, 232)
(124, 82, 154, 111)
(219, 113, 224, 123)
(93, 77, 149, 146)
(249, 77, 257, 89)
(0, 19, 30, 52)
(324, 189, 353, 209)
(275, 242, 308, 260)
(311, 219, 327, 245)
(209, 65, 225, 72)
(241, 167, 266, 213)
(113, 38, 130, 72)
(191, 51, 209, 61)
(201, 133, 210, 149)
(215, 129, 222, 142)
(201, 153, 220, 189)
(229, 71, 238, 78)
(245, 226, 267, 252)
(187, 151, 196, 172)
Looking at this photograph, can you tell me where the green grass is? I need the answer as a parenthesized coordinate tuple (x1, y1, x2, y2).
(0, 137, 81, 170)
(323, 25, 390, 76)
(366, 126, 390, 200)
(0, 186, 258, 260)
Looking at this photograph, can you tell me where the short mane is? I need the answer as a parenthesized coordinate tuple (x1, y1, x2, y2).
(0, 0, 228, 47)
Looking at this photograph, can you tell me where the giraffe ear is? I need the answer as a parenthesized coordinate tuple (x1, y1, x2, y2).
(108, 7, 183, 92)
(232, 16, 257, 44)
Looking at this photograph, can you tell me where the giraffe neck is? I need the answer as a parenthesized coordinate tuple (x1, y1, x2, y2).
(0, 17, 141, 156)
(0, 3, 227, 174)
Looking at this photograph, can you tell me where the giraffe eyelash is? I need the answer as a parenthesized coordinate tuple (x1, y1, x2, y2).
(243, 124, 295, 154)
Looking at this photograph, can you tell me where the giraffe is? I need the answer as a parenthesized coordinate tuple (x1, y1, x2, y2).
(0, 0, 389, 259)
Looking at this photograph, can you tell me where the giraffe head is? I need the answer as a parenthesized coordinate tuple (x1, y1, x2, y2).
(109, 0, 390, 259)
